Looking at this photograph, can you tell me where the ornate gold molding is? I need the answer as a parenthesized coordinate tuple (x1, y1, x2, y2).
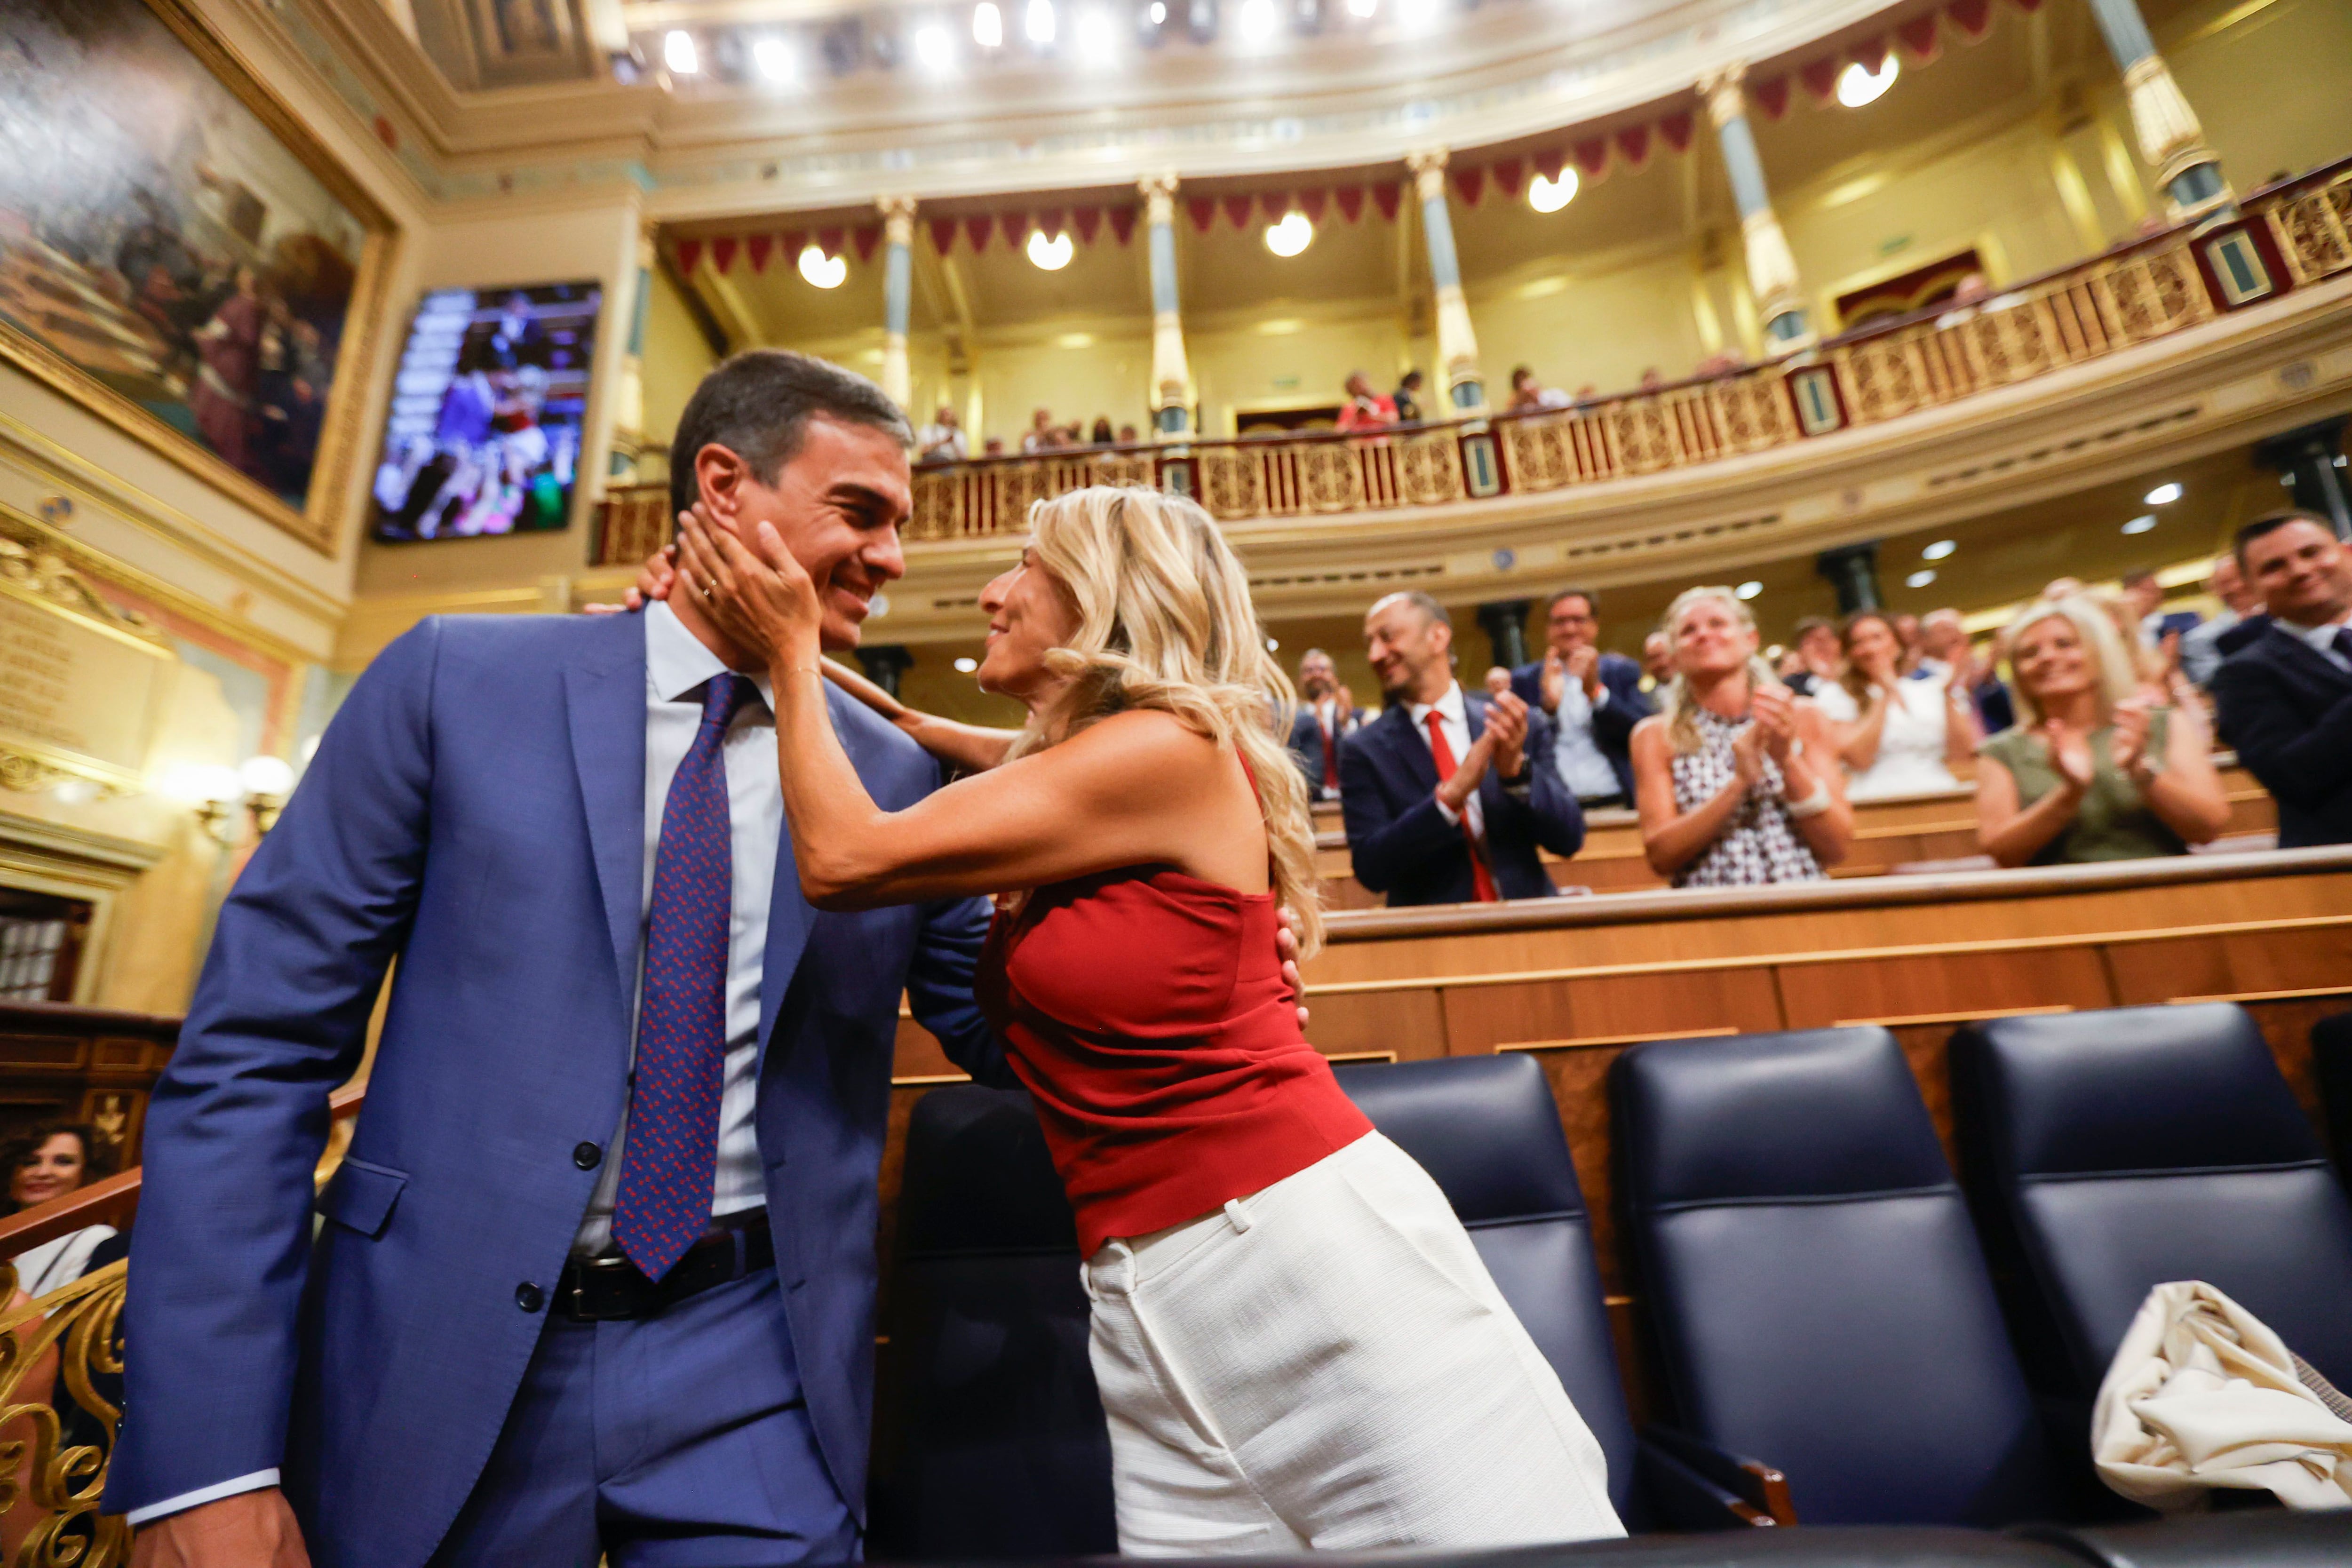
(0, 1258, 130, 1566)
(1406, 149, 1451, 204)
(1699, 64, 1749, 131)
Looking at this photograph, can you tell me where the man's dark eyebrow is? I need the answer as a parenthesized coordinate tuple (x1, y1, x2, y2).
(828, 481, 908, 522)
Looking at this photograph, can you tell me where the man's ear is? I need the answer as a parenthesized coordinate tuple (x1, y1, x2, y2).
(694, 443, 750, 518)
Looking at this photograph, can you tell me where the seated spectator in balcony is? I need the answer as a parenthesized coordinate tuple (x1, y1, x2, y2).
(983, 437, 1007, 456)
(1117, 422, 1140, 445)
(1781, 615, 1841, 698)
(1923, 608, 2017, 733)
(1340, 592, 1583, 906)
(1639, 630, 1671, 692)
(2182, 551, 2267, 687)
(2213, 510, 2352, 848)
(1573, 384, 1599, 406)
(2, 1123, 117, 1297)
(1977, 596, 2228, 866)
(1637, 367, 1664, 393)
(1509, 587, 1651, 808)
(1336, 372, 1397, 432)
(1811, 610, 1975, 799)
(1694, 350, 1746, 378)
(1392, 369, 1426, 423)
(1022, 406, 1058, 454)
(1506, 366, 1572, 413)
(1631, 587, 1851, 887)
(1090, 416, 1115, 446)
(915, 405, 967, 463)
(1290, 647, 1366, 803)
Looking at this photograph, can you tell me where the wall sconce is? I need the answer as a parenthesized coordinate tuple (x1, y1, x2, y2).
(239, 755, 295, 835)
(159, 755, 297, 843)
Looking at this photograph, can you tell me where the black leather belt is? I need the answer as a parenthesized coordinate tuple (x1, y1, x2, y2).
(556, 1210, 774, 1322)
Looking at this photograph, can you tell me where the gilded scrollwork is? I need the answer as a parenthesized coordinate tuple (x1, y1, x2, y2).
(0, 1259, 130, 1567)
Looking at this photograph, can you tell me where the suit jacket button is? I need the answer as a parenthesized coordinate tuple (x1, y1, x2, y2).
(516, 1282, 545, 1313)
(573, 1142, 602, 1170)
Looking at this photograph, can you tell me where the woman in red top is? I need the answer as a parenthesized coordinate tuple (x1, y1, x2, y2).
(674, 485, 1621, 1553)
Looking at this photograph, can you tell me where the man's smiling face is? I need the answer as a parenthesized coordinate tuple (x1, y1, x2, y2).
(725, 414, 911, 651)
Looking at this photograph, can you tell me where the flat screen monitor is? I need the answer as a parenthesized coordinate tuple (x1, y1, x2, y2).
(369, 281, 601, 541)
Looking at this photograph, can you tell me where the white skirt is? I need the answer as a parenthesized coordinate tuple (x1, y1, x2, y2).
(1081, 1130, 1626, 1554)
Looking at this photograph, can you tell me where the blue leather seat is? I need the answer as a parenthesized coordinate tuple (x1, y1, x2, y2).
(871, 1083, 1115, 1559)
(1612, 1027, 2064, 1527)
(2312, 1008, 2352, 1182)
(1950, 1003, 2352, 1396)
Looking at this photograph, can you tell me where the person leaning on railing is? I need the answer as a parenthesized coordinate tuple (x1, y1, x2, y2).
(1, 1122, 118, 1297)
(1630, 586, 1852, 888)
(1975, 595, 2230, 868)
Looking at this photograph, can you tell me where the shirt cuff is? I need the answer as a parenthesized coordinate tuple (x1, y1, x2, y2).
(1432, 791, 1462, 826)
(123, 1469, 281, 1527)
(1590, 684, 1609, 709)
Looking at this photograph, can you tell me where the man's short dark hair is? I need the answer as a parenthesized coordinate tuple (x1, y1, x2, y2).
(1548, 587, 1599, 615)
(2235, 509, 2336, 567)
(1793, 614, 1836, 640)
(668, 349, 912, 521)
(1399, 369, 1424, 387)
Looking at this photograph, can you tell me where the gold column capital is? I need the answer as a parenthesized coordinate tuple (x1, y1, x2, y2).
(1699, 64, 1748, 130)
(1406, 149, 1450, 203)
(877, 193, 918, 245)
(1139, 173, 1179, 226)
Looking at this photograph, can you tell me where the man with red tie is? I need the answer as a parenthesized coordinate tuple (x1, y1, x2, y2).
(1287, 648, 1366, 803)
(1340, 592, 1586, 907)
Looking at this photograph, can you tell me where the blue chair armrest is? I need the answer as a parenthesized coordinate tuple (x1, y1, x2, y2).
(1634, 1434, 1768, 1530)
(1640, 1425, 1796, 1527)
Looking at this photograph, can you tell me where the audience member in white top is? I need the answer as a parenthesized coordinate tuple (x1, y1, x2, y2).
(914, 406, 967, 464)
(4, 1123, 117, 1298)
(1811, 610, 1977, 798)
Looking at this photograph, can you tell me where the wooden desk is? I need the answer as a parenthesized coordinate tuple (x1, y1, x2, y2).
(1316, 764, 2275, 904)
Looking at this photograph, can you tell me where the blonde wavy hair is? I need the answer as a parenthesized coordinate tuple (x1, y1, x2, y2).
(1655, 584, 1786, 756)
(1002, 486, 1324, 954)
(2002, 595, 2138, 729)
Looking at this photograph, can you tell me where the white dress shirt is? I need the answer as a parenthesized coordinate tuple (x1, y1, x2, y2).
(2288, 608, 2352, 671)
(1406, 682, 1485, 841)
(127, 604, 785, 1528)
(572, 599, 778, 1255)
(1546, 675, 1621, 800)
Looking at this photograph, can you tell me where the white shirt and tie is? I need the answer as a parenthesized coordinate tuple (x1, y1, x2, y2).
(131, 601, 780, 1526)
(1546, 673, 1622, 800)
(2287, 608, 2352, 673)
(1406, 682, 1486, 840)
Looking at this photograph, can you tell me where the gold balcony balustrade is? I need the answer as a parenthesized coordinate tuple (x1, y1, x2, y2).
(586, 158, 2352, 564)
(0, 1078, 366, 1563)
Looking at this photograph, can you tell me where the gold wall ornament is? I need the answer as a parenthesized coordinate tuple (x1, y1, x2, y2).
(0, 1258, 130, 1568)
(0, 521, 174, 799)
(1699, 65, 1749, 132)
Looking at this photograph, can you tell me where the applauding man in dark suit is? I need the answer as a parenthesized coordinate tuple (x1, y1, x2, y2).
(2213, 510, 2352, 848)
(1340, 593, 1584, 907)
(1507, 589, 1653, 808)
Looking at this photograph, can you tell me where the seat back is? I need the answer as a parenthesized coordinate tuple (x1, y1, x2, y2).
(1333, 1055, 1639, 1522)
(2312, 1009, 2352, 1185)
(872, 1084, 1114, 1559)
(1951, 1003, 2352, 1394)
(1612, 1028, 2059, 1527)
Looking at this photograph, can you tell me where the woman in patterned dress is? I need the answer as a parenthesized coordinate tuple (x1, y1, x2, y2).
(1630, 586, 1854, 887)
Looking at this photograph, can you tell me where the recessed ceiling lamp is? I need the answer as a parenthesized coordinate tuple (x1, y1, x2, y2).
(1397, 0, 1438, 28)
(914, 23, 955, 70)
(1075, 6, 1117, 58)
(973, 2, 1003, 45)
(2145, 481, 2183, 505)
(1150, 0, 1168, 19)
(1026, 0, 1056, 43)
(1527, 169, 1579, 214)
(2121, 514, 2157, 535)
(1346, 0, 1376, 14)
(954, 656, 979, 672)
(663, 30, 699, 73)
(798, 244, 847, 288)
(1836, 55, 1897, 108)
(1907, 569, 1937, 589)
(1027, 229, 1075, 270)
(1264, 210, 1313, 256)
(1266, 637, 1280, 651)
(1921, 539, 1956, 560)
(752, 36, 796, 80)
(1238, 0, 1278, 39)
(1735, 580, 1763, 600)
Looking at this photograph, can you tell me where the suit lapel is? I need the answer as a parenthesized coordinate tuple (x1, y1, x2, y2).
(562, 613, 649, 1019)
(757, 685, 884, 1052)
(2265, 622, 2352, 691)
(1380, 703, 1439, 795)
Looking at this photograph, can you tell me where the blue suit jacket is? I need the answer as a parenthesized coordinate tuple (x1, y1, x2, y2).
(1508, 652, 1651, 802)
(109, 612, 1007, 1567)
(2214, 621, 2352, 848)
(1337, 693, 1585, 906)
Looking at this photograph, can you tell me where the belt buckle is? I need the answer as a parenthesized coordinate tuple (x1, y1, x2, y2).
(567, 1252, 644, 1321)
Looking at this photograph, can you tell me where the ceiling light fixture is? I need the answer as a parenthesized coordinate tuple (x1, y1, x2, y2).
(1026, 0, 1056, 43)
(1396, 0, 1438, 28)
(1150, 0, 1168, 19)
(2122, 514, 2157, 535)
(1906, 569, 1937, 589)
(2145, 481, 2183, 505)
(798, 244, 847, 288)
(663, 30, 699, 73)
(973, 1, 1003, 44)
(1735, 580, 1763, 600)
(1836, 55, 1897, 108)
(954, 656, 979, 673)
(914, 23, 956, 70)
(1263, 210, 1313, 256)
(1027, 228, 1074, 269)
(1238, 0, 1278, 39)
(1346, 0, 1377, 14)
(752, 36, 796, 80)
(1527, 169, 1579, 213)
(1922, 539, 1956, 560)
(1075, 6, 1117, 57)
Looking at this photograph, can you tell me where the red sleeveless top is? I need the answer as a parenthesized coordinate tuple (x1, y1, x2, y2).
(975, 866, 1373, 1256)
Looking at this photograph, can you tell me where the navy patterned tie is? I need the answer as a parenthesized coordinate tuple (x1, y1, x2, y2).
(613, 672, 757, 1280)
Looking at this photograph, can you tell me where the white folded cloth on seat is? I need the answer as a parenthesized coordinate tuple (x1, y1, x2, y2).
(2094, 1280, 2352, 1511)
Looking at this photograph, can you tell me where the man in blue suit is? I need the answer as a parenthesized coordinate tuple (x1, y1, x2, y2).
(2214, 510, 2352, 848)
(111, 352, 1014, 1567)
(1341, 592, 1584, 906)
(1506, 588, 1651, 808)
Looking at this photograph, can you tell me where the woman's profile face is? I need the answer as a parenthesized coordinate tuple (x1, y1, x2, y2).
(1671, 597, 1756, 677)
(11, 1132, 86, 1210)
(977, 541, 1083, 703)
(2011, 615, 2093, 705)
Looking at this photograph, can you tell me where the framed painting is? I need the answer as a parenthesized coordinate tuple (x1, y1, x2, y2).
(0, 0, 394, 552)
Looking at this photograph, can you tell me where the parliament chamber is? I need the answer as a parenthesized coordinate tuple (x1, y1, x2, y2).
(2, 0, 2352, 1559)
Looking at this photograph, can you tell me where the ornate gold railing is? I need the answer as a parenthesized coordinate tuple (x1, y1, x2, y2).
(591, 157, 2352, 562)
(0, 1081, 366, 1562)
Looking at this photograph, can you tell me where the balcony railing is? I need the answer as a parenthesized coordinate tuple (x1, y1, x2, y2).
(592, 158, 2352, 565)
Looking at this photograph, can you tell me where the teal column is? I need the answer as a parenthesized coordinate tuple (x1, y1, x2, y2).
(878, 196, 915, 409)
(1406, 150, 1484, 413)
(1140, 175, 1192, 438)
(2083, 0, 2231, 217)
(1701, 68, 1809, 346)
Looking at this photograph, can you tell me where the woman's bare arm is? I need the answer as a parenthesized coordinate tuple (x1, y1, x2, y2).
(1976, 748, 2082, 867)
(818, 658, 1022, 773)
(1834, 686, 1889, 771)
(2137, 704, 2231, 845)
(1783, 704, 1854, 867)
